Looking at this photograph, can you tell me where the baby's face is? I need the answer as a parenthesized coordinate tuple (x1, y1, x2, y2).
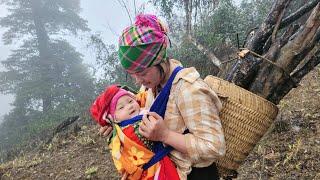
(114, 95, 140, 122)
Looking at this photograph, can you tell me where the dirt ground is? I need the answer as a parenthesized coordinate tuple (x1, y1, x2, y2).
(0, 67, 319, 180)
(0, 125, 119, 180)
(237, 67, 320, 180)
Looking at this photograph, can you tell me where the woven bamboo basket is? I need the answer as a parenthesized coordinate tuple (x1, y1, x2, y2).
(204, 75, 279, 177)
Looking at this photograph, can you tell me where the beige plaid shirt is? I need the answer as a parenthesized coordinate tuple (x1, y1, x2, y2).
(148, 59, 226, 180)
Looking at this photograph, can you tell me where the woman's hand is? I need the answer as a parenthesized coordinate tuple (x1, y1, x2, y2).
(121, 172, 128, 180)
(98, 114, 113, 137)
(99, 125, 113, 137)
(139, 112, 170, 142)
(139, 112, 188, 153)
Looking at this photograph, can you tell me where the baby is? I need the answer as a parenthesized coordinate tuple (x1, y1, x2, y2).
(90, 85, 179, 180)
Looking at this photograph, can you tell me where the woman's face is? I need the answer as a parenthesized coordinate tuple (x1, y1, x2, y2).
(129, 66, 161, 89)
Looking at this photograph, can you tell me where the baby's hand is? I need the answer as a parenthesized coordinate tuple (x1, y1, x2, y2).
(139, 108, 149, 115)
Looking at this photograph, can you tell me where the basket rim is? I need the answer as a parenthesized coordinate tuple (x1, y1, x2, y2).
(205, 75, 279, 111)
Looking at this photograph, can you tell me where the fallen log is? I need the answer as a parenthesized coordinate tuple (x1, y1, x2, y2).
(45, 115, 80, 144)
(223, 1, 320, 105)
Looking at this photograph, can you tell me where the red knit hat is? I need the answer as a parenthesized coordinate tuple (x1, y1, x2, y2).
(90, 85, 120, 126)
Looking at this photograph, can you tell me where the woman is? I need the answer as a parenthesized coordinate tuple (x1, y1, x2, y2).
(100, 14, 225, 180)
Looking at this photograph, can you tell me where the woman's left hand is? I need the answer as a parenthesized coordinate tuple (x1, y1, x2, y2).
(139, 112, 169, 142)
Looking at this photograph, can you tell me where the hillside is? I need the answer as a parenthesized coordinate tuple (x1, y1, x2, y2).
(0, 67, 319, 180)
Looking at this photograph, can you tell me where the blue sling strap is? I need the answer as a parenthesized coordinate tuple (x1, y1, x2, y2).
(144, 66, 184, 170)
(118, 114, 143, 127)
(118, 66, 184, 170)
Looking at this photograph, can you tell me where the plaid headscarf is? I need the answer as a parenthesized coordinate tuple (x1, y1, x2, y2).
(118, 14, 169, 73)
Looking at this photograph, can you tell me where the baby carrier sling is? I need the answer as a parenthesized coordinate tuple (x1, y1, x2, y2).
(117, 66, 187, 170)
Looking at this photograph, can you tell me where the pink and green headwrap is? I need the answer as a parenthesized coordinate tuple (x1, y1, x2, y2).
(118, 14, 169, 73)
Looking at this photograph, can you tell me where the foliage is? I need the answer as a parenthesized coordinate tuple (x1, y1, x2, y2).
(88, 0, 276, 89)
(87, 33, 137, 92)
(237, 0, 273, 44)
(152, 0, 273, 76)
(85, 166, 98, 176)
(195, 0, 240, 48)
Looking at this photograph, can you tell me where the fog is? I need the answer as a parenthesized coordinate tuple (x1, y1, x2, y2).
(0, 0, 157, 121)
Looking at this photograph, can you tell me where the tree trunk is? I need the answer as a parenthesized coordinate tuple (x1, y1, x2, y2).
(184, 0, 192, 35)
(30, 0, 53, 113)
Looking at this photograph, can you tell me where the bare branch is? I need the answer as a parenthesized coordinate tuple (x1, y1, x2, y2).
(279, 0, 319, 29)
(277, 3, 320, 73)
(268, 46, 320, 104)
(46, 116, 80, 144)
(262, 36, 272, 53)
(279, 24, 300, 48)
(262, 23, 299, 54)
(291, 46, 320, 82)
(286, 29, 320, 74)
(248, 5, 320, 100)
(271, 0, 290, 43)
(264, 23, 299, 53)
(242, 27, 259, 48)
(245, 0, 291, 53)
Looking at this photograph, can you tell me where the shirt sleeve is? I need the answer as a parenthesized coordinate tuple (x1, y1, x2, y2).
(176, 80, 226, 163)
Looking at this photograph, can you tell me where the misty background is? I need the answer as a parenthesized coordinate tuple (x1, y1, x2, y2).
(0, 1, 319, 179)
(0, 0, 156, 123)
(2, 0, 263, 162)
(0, 0, 274, 163)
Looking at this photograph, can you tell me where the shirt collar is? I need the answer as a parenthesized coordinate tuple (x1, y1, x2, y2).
(168, 59, 200, 84)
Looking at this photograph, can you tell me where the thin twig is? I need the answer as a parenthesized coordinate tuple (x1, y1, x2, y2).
(116, 0, 133, 24)
(105, 21, 119, 37)
(279, 0, 319, 29)
(133, 0, 137, 16)
(271, 0, 290, 43)
(221, 57, 238, 64)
